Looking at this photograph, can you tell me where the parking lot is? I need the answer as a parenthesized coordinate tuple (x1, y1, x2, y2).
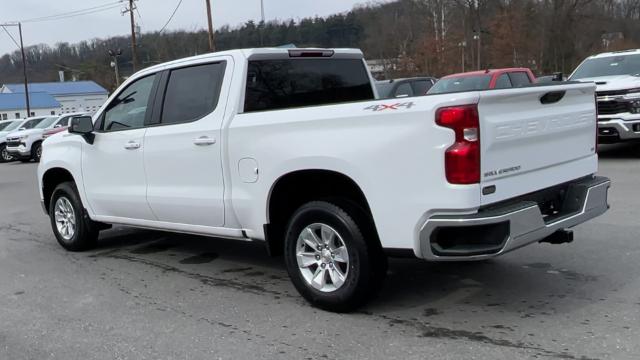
(0, 144, 638, 360)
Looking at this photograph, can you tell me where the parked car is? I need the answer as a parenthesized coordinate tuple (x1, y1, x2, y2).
(0, 119, 24, 162)
(428, 68, 536, 94)
(376, 77, 437, 98)
(2, 117, 48, 162)
(6, 113, 85, 162)
(39, 48, 609, 312)
(569, 49, 640, 144)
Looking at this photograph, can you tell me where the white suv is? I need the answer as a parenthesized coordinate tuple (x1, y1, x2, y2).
(6, 113, 84, 162)
(0, 119, 24, 162)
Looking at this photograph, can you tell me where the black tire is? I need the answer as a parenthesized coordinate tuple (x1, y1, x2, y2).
(284, 200, 387, 312)
(0, 144, 12, 163)
(32, 142, 42, 162)
(19, 158, 30, 163)
(49, 181, 99, 251)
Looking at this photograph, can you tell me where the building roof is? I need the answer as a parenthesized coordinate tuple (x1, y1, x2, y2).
(0, 92, 61, 111)
(2, 81, 108, 96)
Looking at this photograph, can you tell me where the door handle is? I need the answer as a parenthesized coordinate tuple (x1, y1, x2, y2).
(193, 136, 216, 146)
(124, 141, 141, 150)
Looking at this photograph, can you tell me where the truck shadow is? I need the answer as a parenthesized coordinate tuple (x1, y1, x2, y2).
(598, 143, 640, 159)
(90, 226, 613, 322)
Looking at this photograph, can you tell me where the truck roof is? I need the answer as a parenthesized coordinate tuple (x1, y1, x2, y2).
(589, 49, 640, 59)
(142, 48, 364, 74)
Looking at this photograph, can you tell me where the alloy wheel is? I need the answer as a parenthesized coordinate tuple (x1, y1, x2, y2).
(54, 197, 77, 241)
(295, 223, 350, 293)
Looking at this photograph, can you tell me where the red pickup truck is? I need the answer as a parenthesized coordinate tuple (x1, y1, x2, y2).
(428, 68, 537, 94)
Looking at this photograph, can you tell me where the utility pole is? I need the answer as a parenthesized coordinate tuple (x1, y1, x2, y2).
(473, 33, 481, 70)
(205, 0, 215, 52)
(259, 0, 265, 46)
(458, 41, 466, 72)
(1, 23, 30, 116)
(18, 23, 30, 116)
(123, 0, 138, 72)
(109, 49, 123, 87)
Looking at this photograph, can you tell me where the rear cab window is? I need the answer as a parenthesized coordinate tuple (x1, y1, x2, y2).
(244, 57, 374, 112)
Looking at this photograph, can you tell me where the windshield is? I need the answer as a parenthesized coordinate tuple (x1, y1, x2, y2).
(34, 117, 58, 129)
(428, 75, 492, 94)
(3, 121, 23, 132)
(571, 54, 640, 80)
(0, 121, 13, 131)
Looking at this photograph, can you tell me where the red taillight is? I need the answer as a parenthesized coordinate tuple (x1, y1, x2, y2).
(436, 105, 480, 185)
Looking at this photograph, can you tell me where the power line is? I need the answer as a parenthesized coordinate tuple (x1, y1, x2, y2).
(159, 0, 184, 33)
(0, 25, 20, 49)
(19, 2, 122, 23)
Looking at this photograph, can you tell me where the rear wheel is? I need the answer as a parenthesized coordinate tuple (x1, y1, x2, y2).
(0, 144, 12, 163)
(284, 200, 387, 312)
(49, 182, 99, 251)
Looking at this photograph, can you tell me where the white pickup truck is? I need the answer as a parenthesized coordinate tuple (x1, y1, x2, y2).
(38, 48, 610, 312)
(569, 49, 640, 143)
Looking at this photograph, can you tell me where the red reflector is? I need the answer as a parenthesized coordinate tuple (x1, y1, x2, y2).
(436, 105, 480, 185)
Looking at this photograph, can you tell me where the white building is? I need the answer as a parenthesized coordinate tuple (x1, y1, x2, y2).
(0, 92, 61, 120)
(0, 80, 109, 115)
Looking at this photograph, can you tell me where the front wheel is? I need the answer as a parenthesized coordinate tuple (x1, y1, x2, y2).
(284, 201, 386, 312)
(0, 144, 13, 163)
(32, 142, 42, 162)
(50, 182, 99, 251)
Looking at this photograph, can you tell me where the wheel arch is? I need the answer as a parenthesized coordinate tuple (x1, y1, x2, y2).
(264, 169, 379, 256)
(42, 167, 77, 214)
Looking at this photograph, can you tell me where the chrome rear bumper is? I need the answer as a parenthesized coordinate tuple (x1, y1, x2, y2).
(419, 176, 610, 261)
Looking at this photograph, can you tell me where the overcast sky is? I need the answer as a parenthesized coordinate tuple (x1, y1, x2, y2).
(1, 0, 383, 57)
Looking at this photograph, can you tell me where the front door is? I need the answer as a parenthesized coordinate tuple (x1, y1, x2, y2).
(82, 73, 159, 220)
(144, 60, 230, 227)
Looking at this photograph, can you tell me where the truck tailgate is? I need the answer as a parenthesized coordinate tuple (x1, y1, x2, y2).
(478, 83, 598, 205)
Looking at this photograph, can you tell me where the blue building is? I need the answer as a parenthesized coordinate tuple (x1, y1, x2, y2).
(0, 92, 61, 120)
(0, 81, 109, 116)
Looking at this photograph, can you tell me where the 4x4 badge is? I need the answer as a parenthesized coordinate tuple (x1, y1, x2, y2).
(365, 102, 415, 112)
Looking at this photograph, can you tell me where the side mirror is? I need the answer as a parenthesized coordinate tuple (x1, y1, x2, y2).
(54, 124, 62, 128)
(18, 127, 26, 131)
(552, 72, 564, 82)
(69, 116, 95, 144)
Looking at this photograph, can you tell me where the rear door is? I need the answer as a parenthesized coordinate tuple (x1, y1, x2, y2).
(143, 58, 231, 227)
(478, 83, 598, 205)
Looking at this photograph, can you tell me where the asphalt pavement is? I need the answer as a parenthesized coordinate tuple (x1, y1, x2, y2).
(0, 143, 639, 360)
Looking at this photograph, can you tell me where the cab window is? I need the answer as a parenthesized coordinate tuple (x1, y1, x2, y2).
(509, 72, 532, 87)
(394, 83, 413, 98)
(101, 74, 157, 132)
(494, 74, 512, 89)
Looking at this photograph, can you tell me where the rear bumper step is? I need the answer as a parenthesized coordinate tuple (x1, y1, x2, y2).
(419, 176, 610, 261)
